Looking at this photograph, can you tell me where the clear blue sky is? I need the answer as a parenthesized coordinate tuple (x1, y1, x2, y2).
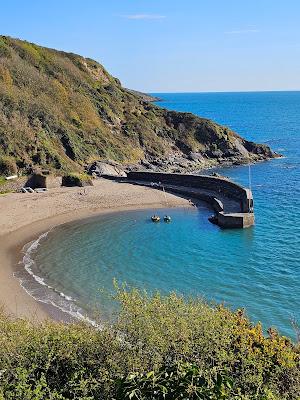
(1, 0, 300, 92)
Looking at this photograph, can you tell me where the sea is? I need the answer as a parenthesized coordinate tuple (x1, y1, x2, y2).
(16, 91, 300, 339)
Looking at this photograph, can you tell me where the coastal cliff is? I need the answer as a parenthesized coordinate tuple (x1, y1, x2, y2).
(0, 36, 277, 175)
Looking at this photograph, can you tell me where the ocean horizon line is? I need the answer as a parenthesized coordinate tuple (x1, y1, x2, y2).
(148, 89, 300, 95)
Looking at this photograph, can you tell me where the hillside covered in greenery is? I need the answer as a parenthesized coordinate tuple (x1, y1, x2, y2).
(0, 36, 276, 175)
(0, 288, 299, 399)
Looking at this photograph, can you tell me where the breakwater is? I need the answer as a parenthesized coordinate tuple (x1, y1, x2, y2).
(108, 171, 254, 229)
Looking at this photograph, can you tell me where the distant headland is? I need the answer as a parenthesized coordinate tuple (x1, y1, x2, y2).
(125, 89, 162, 102)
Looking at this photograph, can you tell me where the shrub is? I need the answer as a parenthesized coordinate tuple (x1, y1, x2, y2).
(114, 287, 300, 399)
(0, 289, 299, 399)
(0, 156, 17, 176)
(117, 362, 234, 400)
(62, 172, 93, 187)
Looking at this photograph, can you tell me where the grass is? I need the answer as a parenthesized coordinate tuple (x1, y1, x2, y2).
(0, 176, 12, 194)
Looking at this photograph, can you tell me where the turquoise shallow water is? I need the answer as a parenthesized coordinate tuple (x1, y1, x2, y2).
(19, 92, 300, 339)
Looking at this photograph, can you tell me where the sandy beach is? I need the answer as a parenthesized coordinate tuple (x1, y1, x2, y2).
(0, 178, 190, 321)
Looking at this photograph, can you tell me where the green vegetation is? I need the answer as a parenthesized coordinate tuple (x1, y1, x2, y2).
(0, 175, 12, 194)
(117, 362, 234, 399)
(62, 172, 93, 187)
(0, 287, 299, 399)
(0, 35, 274, 175)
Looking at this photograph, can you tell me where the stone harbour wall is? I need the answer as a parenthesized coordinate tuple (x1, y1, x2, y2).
(127, 171, 253, 213)
(124, 171, 254, 229)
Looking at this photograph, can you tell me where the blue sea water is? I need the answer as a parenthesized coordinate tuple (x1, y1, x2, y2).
(21, 92, 300, 339)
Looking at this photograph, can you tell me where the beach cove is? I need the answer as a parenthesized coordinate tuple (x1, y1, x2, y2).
(1, 91, 300, 340)
(0, 179, 191, 320)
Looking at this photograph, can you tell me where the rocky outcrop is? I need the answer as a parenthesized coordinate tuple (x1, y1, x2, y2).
(88, 161, 126, 177)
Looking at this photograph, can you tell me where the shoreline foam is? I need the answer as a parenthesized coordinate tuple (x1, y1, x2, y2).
(18, 232, 100, 326)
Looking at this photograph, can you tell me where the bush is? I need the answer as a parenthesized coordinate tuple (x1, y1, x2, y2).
(0, 156, 17, 176)
(117, 362, 234, 399)
(0, 288, 299, 399)
(62, 172, 93, 187)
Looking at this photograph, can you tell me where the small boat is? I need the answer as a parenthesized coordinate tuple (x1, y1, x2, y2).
(163, 215, 171, 222)
(208, 214, 218, 225)
(151, 215, 160, 222)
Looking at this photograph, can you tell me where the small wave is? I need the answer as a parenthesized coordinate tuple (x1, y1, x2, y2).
(59, 292, 73, 301)
(22, 231, 53, 288)
(15, 230, 100, 328)
(282, 165, 297, 169)
(34, 295, 101, 328)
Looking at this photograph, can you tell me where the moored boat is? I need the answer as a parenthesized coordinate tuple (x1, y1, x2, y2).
(151, 215, 160, 222)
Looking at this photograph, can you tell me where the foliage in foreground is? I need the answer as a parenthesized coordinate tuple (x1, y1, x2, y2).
(0, 288, 299, 399)
(117, 362, 234, 399)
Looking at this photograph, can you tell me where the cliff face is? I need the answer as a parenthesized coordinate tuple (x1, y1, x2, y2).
(0, 36, 277, 174)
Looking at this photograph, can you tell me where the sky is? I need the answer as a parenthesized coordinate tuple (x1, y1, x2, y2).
(1, 0, 300, 92)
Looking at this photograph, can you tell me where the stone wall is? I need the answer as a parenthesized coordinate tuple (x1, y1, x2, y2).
(26, 173, 62, 189)
(217, 212, 255, 229)
(44, 175, 62, 188)
(127, 171, 253, 213)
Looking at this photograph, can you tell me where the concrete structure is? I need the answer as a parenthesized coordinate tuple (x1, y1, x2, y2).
(121, 171, 255, 229)
(26, 173, 62, 189)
